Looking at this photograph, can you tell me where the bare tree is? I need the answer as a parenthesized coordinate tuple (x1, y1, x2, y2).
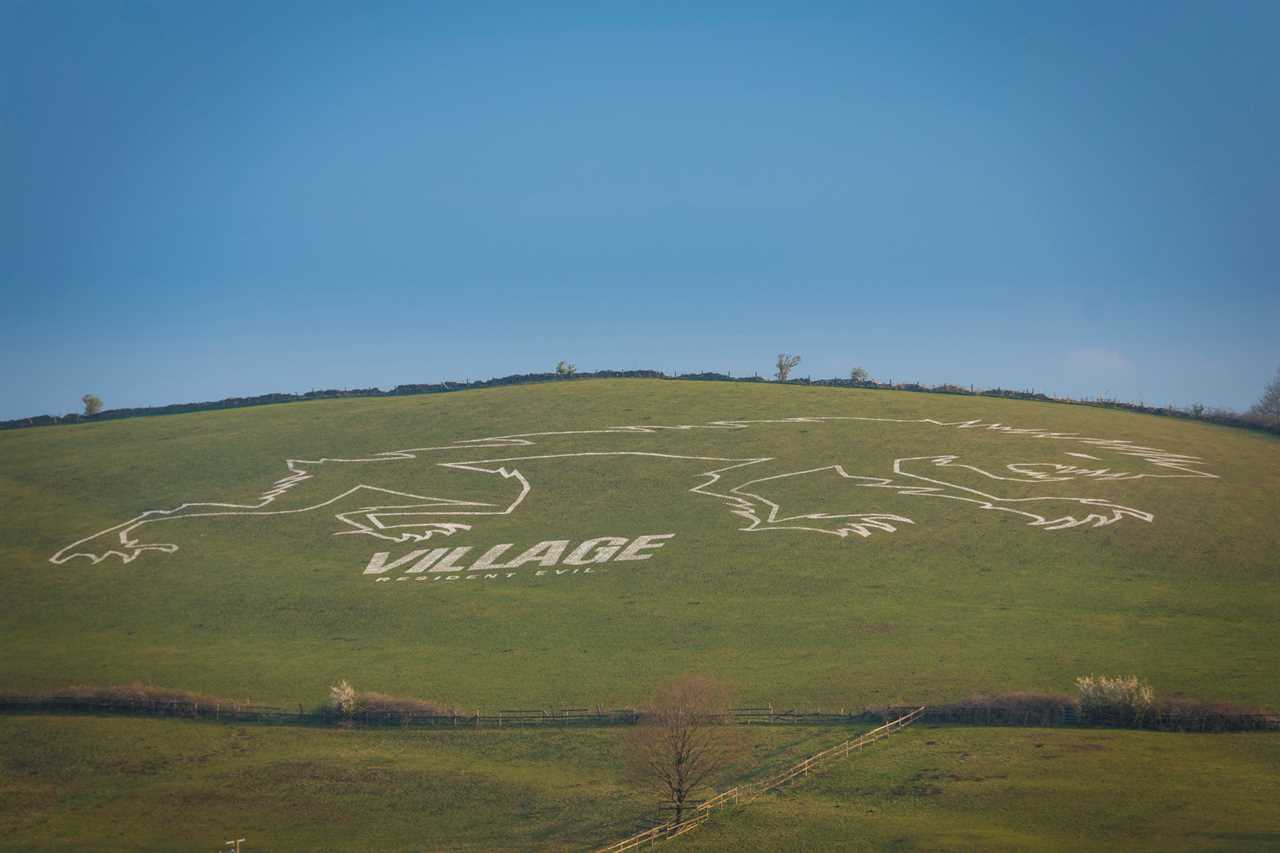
(625, 674, 749, 825)
(775, 353, 801, 382)
(81, 394, 103, 416)
(1249, 368, 1280, 425)
(850, 366, 870, 385)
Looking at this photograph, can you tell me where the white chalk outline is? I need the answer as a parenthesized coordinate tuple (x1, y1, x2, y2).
(49, 415, 1218, 564)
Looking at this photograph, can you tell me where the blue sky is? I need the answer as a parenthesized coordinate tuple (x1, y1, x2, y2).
(3, 1, 1277, 420)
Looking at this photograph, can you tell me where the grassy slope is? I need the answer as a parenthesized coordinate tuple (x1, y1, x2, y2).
(2, 717, 1276, 852)
(682, 726, 1280, 852)
(1, 379, 1277, 710)
(0, 715, 843, 852)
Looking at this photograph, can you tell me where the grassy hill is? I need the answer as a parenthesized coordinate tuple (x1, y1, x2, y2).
(2, 378, 1277, 850)
(3, 379, 1276, 710)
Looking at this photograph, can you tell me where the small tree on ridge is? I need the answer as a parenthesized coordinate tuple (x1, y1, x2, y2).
(81, 394, 103, 416)
(1249, 368, 1280, 425)
(775, 353, 801, 382)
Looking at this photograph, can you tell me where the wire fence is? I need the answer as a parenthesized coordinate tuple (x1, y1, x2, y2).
(0, 698, 639, 728)
(0, 698, 869, 729)
(0, 698, 909, 730)
(0, 699, 860, 728)
(881, 702, 1280, 733)
(1, 697, 1273, 733)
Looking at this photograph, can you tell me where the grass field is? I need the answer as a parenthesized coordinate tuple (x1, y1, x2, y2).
(1, 379, 1277, 850)
(683, 726, 1280, 852)
(0, 715, 847, 852)
(2, 379, 1276, 710)
(1, 716, 1275, 852)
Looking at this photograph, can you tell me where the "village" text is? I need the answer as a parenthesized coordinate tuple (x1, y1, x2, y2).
(363, 534, 675, 577)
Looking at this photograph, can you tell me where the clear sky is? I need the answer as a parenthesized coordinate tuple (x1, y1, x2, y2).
(3, 1, 1277, 420)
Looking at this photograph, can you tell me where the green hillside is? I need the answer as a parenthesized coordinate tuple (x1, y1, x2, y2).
(0, 715, 848, 852)
(3, 716, 1276, 852)
(683, 726, 1280, 852)
(2, 379, 1277, 711)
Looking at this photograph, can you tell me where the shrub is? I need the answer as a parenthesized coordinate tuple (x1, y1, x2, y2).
(324, 682, 451, 721)
(1152, 698, 1272, 732)
(1075, 674, 1154, 725)
(329, 679, 358, 716)
(357, 691, 448, 717)
(0, 682, 251, 714)
(866, 685, 1274, 732)
(926, 692, 1073, 726)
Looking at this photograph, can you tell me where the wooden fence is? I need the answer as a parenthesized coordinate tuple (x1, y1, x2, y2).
(596, 706, 927, 852)
(882, 703, 1280, 733)
(0, 698, 878, 729)
(0, 698, 641, 728)
(0, 697, 288, 723)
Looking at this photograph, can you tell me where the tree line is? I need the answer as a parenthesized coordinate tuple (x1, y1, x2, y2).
(8, 364, 1279, 436)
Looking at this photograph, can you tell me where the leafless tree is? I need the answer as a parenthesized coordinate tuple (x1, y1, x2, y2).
(850, 366, 870, 385)
(1249, 368, 1280, 425)
(775, 353, 801, 382)
(81, 394, 103, 416)
(625, 674, 749, 825)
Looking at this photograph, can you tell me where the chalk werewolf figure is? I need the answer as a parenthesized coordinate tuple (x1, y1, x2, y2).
(50, 417, 1217, 565)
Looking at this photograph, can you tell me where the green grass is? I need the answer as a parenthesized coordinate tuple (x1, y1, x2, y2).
(0, 715, 845, 852)
(2, 717, 1275, 851)
(1, 379, 1277, 849)
(682, 726, 1280, 852)
(2, 379, 1275, 710)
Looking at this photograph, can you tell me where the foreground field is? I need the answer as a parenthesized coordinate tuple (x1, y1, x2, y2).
(0, 715, 844, 852)
(683, 726, 1280, 853)
(2, 379, 1276, 711)
(1, 716, 1275, 851)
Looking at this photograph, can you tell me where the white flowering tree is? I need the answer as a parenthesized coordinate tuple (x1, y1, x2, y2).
(330, 680, 358, 717)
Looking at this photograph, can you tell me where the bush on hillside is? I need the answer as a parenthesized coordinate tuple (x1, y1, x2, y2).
(329, 679, 358, 717)
(1151, 698, 1273, 732)
(926, 692, 1073, 726)
(865, 693, 1071, 726)
(325, 681, 449, 721)
(357, 691, 449, 717)
(0, 682, 251, 712)
(1075, 674, 1154, 725)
